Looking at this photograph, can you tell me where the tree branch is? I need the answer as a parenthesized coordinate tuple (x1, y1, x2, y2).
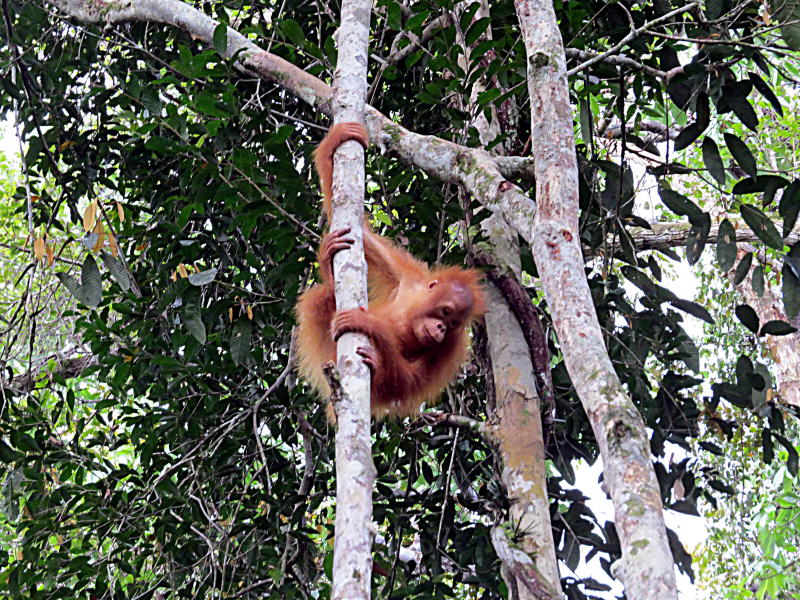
(515, 0, 679, 597)
(1, 354, 93, 393)
(43, 0, 537, 241)
(587, 220, 800, 259)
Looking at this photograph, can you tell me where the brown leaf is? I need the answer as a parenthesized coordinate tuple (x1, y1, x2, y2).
(83, 200, 97, 232)
(33, 237, 45, 260)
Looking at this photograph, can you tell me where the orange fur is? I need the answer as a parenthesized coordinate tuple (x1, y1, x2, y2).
(296, 122, 485, 419)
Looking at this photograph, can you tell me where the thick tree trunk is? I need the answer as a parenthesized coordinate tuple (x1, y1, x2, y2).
(454, 2, 561, 594)
(514, 1, 679, 598)
(483, 219, 561, 598)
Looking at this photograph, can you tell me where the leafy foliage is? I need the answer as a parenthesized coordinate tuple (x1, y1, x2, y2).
(0, 1, 797, 599)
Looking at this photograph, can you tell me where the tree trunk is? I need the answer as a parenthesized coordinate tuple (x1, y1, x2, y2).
(454, 4, 561, 591)
(514, 1, 679, 597)
(729, 248, 800, 408)
(483, 219, 561, 598)
(328, 2, 376, 599)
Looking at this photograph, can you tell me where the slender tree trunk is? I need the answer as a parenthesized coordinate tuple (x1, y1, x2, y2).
(514, 1, 679, 597)
(328, 2, 376, 599)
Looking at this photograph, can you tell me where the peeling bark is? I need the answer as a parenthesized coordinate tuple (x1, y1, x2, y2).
(483, 217, 561, 596)
(490, 526, 559, 600)
(729, 249, 800, 408)
(514, 1, 679, 597)
(456, 7, 561, 591)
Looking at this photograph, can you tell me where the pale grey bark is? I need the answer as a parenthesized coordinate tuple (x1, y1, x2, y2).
(514, 1, 679, 598)
(590, 220, 800, 259)
(328, 2, 376, 600)
(483, 217, 561, 595)
(729, 248, 800, 408)
(456, 7, 561, 589)
(490, 526, 559, 600)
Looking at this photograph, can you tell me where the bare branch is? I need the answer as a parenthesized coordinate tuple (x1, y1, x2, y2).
(587, 220, 800, 259)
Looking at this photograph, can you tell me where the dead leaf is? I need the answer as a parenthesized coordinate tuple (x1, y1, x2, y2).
(108, 234, 119, 257)
(33, 237, 45, 260)
(83, 200, 97, 232)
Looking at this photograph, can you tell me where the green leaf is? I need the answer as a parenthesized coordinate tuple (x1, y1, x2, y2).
(230, 319, 252, 365)
(406, 10, 429, 32)
(0, 439, 20, 463)
(695, 92, 710, 130)
(188, 268, 218, 286)
(686, 212, 711, 265)
(386, 1, 403, 29)
(155, 279, 189, 313)
(770, 0, 800, 50)
(668, 299, 715, 324)
(702, 137, 726, 185)
(677, 333, 700, 372)
(733, 251, 753, 285)
(740, 204, 784, 250)
(708, 480, 735, 495)
(759, 320, 798, 336)
(728, 95, 759, 131)
(476, 89, 501, 105)
(752, 264, 765, 297)
(459, 2, 481, 30)
(56, 272, 89, 305)
(194, 90, 232, 118)
(779, 180, 800, 237)
(673, 123, 702, 152)
(748, 72, 783, 116)
(735, 304, 760, 333)
(724, 133, 757, 178)
(465, 17, 491, 46)
(658, 186, 702, 218)
(213, 24, 228, 54)
(762, 428, 774, 463)
(713, 382, 751, 408)
(774, 433, 799, 476)
(717, 218, 737, 271)
(732, 175, 789, 195)
(81, 254, 102, 307)
(101, 252, 131, 292)
(183, 306, 207, 344)
(783, 262, 800, 319)
(579, 99, 592, 146)
(280, 19, 305, 46)
(14, 432, 40, 452)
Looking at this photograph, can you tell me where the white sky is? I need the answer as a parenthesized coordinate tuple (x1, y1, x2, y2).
(572, 457, 706, 599)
